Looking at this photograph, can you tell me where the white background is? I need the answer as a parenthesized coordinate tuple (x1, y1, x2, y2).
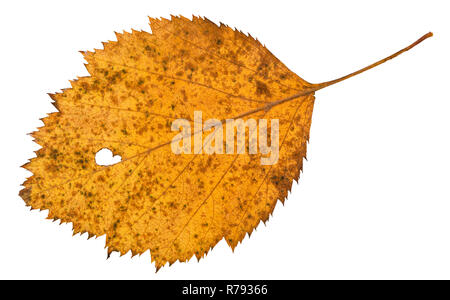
(1, 0, 449, 279)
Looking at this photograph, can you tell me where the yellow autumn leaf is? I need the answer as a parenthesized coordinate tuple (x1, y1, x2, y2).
(19, 15, 432, 270)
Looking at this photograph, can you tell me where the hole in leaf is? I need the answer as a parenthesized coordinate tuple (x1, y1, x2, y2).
(95, 148, 122, 166)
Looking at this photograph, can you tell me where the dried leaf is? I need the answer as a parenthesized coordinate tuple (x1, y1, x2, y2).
(19, 16, 432, 270)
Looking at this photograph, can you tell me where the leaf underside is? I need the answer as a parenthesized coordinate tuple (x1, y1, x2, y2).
(20, 15, 431, 270)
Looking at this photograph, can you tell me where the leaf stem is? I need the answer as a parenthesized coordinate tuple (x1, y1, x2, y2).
(256, 32, 432, 115)
(314, 32, 433, 90)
